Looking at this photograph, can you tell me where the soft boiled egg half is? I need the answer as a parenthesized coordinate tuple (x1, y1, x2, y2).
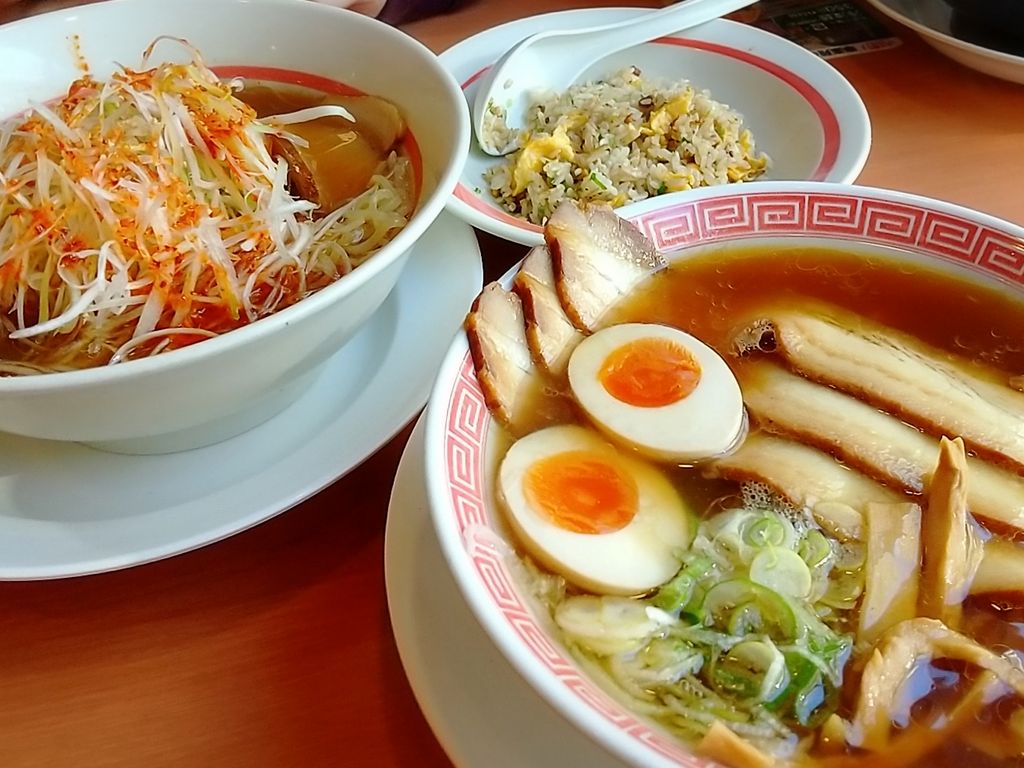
(568, 323, 745, 464)
(498, 424, 691, 595)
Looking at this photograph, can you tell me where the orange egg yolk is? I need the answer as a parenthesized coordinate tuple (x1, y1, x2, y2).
(523, 450, 638, 534)
(598, 336, 702, 408)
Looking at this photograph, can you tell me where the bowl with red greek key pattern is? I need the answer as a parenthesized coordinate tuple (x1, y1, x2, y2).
(423, 181, 1024, 767)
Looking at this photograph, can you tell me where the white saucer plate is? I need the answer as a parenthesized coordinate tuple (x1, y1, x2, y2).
(440, 8, 871, 246)
(0, 213, 482, 580)
(864, 0, 1024, 85)
(385, 416, 627, 768)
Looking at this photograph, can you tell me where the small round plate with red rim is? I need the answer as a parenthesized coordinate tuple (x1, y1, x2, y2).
(439, 8, 871, 246)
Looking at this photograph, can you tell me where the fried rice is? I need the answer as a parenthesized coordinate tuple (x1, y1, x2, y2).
(483, 67, 770, 225)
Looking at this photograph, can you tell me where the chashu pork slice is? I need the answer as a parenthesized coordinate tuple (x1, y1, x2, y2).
(734, 307, 1024, 473)
(465, 283, 534, 433)
(465, 282, 574, 436)
(544, 201, 666, 333)
(513, 246, 585, 379)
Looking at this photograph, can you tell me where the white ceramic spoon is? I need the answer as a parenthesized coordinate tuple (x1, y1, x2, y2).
(471, 0, 758, 156)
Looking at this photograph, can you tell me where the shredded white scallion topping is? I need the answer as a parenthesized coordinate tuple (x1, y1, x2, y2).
(0, 39, 412, 374)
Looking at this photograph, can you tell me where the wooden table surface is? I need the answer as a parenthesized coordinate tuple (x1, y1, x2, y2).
(1, 2, 1023, 767)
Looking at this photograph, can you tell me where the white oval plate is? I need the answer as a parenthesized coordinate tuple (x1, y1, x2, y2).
(440, 8, 871, 246)
(863, 0, 1024, 85)
(0, 214, 481, 580)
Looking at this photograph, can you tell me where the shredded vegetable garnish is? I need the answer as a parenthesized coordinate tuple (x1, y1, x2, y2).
(548, 497, 857, 758)
(0, 38, 412, 375)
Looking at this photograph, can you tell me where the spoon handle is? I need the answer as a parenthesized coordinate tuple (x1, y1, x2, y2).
(553, 0, 757, 71)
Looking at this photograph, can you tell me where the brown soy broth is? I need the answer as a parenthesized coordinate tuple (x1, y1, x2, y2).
(607, 243, 1024, 376)
(898, 664, 1024, 767)
(965, 598, 1024, 656)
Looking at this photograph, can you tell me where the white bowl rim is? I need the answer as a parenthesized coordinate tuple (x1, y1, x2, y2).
(440, 9, 872, 246)
(0, 0, 470, 393)
(424, 179, 1024, 768)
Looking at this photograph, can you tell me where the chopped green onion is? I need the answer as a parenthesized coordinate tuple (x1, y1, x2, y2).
(653, 574, 695, 614)
(798, 529, 834, 569)
(710, 639, 787, 702)
(804, 632, 853, 684)
(835, 541, 867, 571)
(555, 595, 667, 656)
(653, 555, 713, 620)
(743, 515, 788, 548)
(763, 650, 837, 727)
(702, 579, 799, 640)
(819, 570, 863, 611)
(634, 637, 705, 683)
(652, 572, 696, 616)
(793, 674, 831, 728)
(750, 547, 813, 599)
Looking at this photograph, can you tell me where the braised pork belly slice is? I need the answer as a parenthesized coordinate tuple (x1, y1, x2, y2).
(740, 361, 1024, 533)
(704, 433, 902, 541)
(735, 308, 1024, 473)
(544, 201, 665, 333)
(465, 283, 534, 432)
(513, 246, 584, 380)
(465, 282, 574, 436)
(258, 92, 406, 215)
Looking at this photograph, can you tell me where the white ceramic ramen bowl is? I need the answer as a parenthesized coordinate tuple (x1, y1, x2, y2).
(423, 182, 1024, 767)
(0, 0, 468, 453)
(440, 8, 871, 246)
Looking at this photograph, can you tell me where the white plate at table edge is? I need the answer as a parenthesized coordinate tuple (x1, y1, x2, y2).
(385, 415, 629, 768)
(0, 213, 482, 581)
(440, 7, 871, 246)
(863, 0, 1024, 85)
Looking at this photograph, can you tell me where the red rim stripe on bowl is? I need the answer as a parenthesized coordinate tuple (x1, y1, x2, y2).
(441, 190, 1024, 766)
(454, 36, 843, 233)
(654, 38, 840, 181)
(630, 192, 1024, 284)
(215, 65, 424, 203)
